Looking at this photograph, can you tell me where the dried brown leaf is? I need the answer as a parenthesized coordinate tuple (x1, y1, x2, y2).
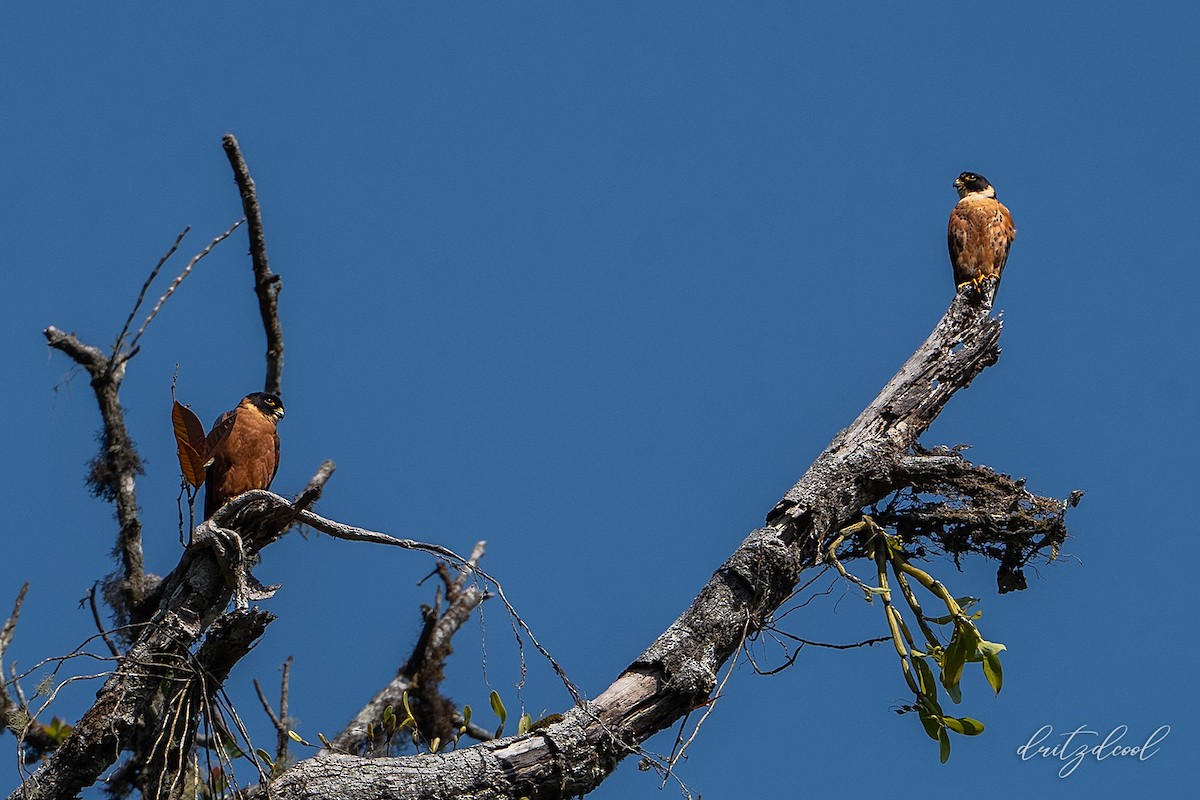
(172, 400, 208, 487)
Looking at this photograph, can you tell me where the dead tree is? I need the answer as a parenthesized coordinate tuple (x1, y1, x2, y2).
(2, 137, 1074, 800)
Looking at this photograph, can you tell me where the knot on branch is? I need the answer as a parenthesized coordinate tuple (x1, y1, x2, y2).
(720, 528, 808, 619)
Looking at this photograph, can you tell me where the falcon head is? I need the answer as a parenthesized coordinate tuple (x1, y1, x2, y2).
(244, 392, 285, 423)
(954, 171, 996, 200)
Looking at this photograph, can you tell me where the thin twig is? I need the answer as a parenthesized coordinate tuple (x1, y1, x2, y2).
(9, 664, 26, 711)
(769, 630, 892, 651)
(253, 679, 283, 732)
(214, 682, 271, 788)
(283, 499, 584, 706)
(0, 583, 27, 659)
(253, 659, 294, 769)
(745, 625, 890, 674)
(87, 584, 121, 658)
(129, 219, 245, 351)
(114, 227, 190, 353)
(770, 567, 835, 622)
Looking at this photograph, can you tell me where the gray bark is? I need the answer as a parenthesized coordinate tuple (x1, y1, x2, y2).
(262, 288, 1068, 799)
(11, 287, 1073, 800)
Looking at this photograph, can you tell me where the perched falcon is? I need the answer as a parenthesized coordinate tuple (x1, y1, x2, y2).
(203, 392, 285, 520)
(947, 171, 1016, 292)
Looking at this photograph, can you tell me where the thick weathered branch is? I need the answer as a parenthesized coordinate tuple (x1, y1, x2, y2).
(23, 278, 1075, 800)
(767, 287, 1004, 540)
(222, 133, 284, 396)
(139, 609, 274, 800)
(262, 289, 1073, 800)
(4, 488, 311, 800)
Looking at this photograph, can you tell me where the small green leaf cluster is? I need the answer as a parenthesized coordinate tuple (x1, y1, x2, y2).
(831, 516, 1006, 762)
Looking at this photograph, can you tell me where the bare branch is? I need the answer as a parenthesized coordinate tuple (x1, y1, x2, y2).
(768, 290, 1004, 539)
(44, 219, 245, 624)
(260, 292, 1076, 800)
(0, 584, 26, 660)
(43, 327, 104, 367)
(253, 679, 283, 731)
(128, 219, 245, 352)
(661, 616, 749, 787)
(744, 626, 893, 677)
(293, 460, 337, 513)
(769, 632, 892, 651)
(331, 544, 488, 754)
(4, 490, 301, 800)
(86, 584, 120, 658)
(0, 583, 29, 735)
(44, 327, 147, 614)
(222, 133, 284, 396)
(284, 502, 582, 709)
(253, 656, 293, 769)
(27, 198, 1078, 800)
(114, 227, 190, 353)
(6, 476, 493, 800)
(278, 657, 292, 765)
(22, 138, 286, 796)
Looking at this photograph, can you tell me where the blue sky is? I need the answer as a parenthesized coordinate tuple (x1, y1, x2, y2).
(2, 3, 1197, 798)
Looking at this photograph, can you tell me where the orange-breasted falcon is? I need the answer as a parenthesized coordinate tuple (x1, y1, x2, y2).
(948, 171, 1016, 291)
(203, 392, 284, 520)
